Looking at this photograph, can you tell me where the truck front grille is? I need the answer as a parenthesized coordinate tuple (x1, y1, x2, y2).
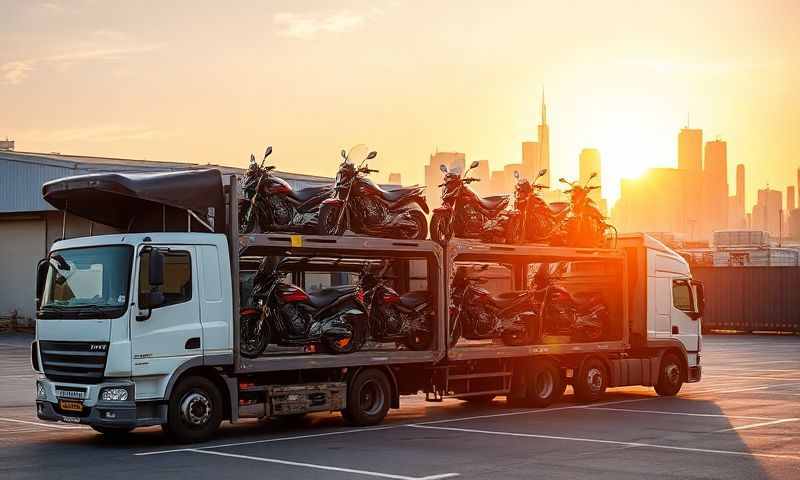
(38, 341, 109, 384)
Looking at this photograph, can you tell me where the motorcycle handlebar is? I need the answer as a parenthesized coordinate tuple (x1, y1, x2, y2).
(463, 177, 480, 183)
(360, 167, 379, 174)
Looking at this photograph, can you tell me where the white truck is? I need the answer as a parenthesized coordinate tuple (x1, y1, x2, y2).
(31, 169, 703, 442)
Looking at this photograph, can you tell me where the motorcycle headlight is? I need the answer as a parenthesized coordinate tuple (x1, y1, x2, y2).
(100, 386, 131, 402)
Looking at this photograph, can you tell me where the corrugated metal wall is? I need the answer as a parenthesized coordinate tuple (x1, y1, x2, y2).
(0, 158, 76, 213)
(694, 266, 800, 332)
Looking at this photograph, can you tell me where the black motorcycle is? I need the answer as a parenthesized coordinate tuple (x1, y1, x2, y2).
(239, 146, 333, 234)
(239, 256, 367, 358)
(318, 145, 429, 240)
(430, 161, 510, 244)
(356, 261, 434, 350)
(449, 265, 537, 348)
(532, 262, 608, 342)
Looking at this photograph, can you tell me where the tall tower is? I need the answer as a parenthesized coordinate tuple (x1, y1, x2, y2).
(678, 127, 703, 171)
(736, 164, 745, 211)
(788, 186, 796, 212)
(537, 89, 550, 187)
(704, 139, 728, 233)
(579, 148, 605, 215)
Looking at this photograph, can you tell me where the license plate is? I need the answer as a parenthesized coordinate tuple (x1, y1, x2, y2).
(59, 400, 83, 412)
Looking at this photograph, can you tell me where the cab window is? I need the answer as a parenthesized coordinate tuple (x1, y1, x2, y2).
(672, 280, 693, 312)
(140, 250, 192, 307)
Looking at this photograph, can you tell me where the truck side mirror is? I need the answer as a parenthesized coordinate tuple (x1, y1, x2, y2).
(137, 249, 166, 321)
(35, 259, 49, 310)
(692, 280, 705, 318)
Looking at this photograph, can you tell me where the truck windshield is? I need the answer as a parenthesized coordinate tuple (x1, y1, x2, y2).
(39, 245, 134, 319)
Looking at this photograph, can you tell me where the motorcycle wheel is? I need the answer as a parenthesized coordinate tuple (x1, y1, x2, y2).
(239, 201, 257, 234)
(318, 204, 345, 236)
(401, 210, 428, 240)
(429, 212, 451, 244)
(323, 324, 364, 354)
(239, 310, 270, 358)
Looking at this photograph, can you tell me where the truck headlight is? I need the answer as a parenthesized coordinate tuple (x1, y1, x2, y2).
(36, 381, 47, 400)
(100, 387, 130, 402)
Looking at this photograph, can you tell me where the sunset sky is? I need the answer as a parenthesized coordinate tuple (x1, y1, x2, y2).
(2, 0, 798, 208)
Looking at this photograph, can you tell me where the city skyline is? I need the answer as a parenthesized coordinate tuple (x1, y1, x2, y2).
(2, 1, 798, 211)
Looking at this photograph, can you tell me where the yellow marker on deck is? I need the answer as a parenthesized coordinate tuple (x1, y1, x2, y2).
(290, 235, 303, 247)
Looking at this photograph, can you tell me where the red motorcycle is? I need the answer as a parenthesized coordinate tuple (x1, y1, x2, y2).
(488, 168, 563, 244)
(319, 145, 429, 240)
(239, 146, 333, 234)
(430, 161, 509, 244)
(553, 173, 615, 248)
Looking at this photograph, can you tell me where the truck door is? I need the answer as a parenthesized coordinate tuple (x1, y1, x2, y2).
(670, 278, 700, 352)
(131, 246, 202, 379)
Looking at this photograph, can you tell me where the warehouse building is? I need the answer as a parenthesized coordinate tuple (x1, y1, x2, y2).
(0, 149, 331, 321)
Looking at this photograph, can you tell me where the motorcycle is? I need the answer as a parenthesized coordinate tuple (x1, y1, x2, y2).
(487, 168, 560, 244)
(239, 256, 367, 358)
(531, 262, 608, 342)
(449, 264, 537, 348)
(356, 261, 434, 350)
(552, 172, 616, 248)
(429, 161, 510, 244)
(239, 146, 333, 234)
(318, 145, 429, 240)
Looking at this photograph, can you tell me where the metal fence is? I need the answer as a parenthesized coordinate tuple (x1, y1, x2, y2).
(693, 266, 800, 332)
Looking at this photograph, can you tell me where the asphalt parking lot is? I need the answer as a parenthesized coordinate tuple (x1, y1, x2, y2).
(1, 333, 799, 479)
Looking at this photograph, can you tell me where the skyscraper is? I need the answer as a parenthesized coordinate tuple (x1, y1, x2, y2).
(752, 188, 782, 238)
(736, 164, 745, 212)
(788, 186, 796, 211)
(703, 139, 728, 234)
(521, 91, 550, 185)
(537, 91, 550, 187)
(678, 127, 703, 171)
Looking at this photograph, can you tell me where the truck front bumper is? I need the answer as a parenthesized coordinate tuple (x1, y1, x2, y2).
(35, 377, 165, 429)
(37, 400, 140, 429)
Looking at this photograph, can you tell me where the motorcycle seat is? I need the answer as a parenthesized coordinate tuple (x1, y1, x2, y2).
(478, 195, 509, 212)
(288, 185, 332, 203)
(398, 290, 429, 309)
(380, 185, 424, 203)
(306, 285, 356, 308)
(490, 291, 530, 308)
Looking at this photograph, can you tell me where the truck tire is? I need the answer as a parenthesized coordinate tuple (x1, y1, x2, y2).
(526, 361, 563, 407)
(654, 352, 684, 396)
(573, 357, 608, 403)
(341, 369, 391, 426)
(162, 376, 224, 443)
(91, 425, 134, 439)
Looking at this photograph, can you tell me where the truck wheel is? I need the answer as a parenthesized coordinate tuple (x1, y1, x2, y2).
(526, 361, 563, 407)
(341, 369, 391, 426)
(91, 425, 134, 439)
(163, 376, 223, 443)
(573, 357, 607, 402)
(654, 353, 684, 396)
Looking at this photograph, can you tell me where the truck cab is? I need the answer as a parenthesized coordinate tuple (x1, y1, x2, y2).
(33, 233, 234, 433)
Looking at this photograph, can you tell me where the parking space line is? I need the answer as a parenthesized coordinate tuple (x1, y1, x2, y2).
(715, 418, 800, 433)
(0, 417, 84, 430)
(409, 425, 800, 461)
(136, 397, 661, 456)
(184, 448, 460, 480)
(584, 407, 777, 421)
(135, 425, 402, 456)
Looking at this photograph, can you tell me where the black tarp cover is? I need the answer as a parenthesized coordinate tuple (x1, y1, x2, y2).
(42, 169, 226, 233)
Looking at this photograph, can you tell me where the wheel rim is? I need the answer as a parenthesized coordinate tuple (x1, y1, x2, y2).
(665, 363, 680, 385)
(402, 214, 423, 239)
(181, 392, 211, 426)
(359, 380, 385, 416)
(534, 370, 555, 398)
(586, 367, 604, 393)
